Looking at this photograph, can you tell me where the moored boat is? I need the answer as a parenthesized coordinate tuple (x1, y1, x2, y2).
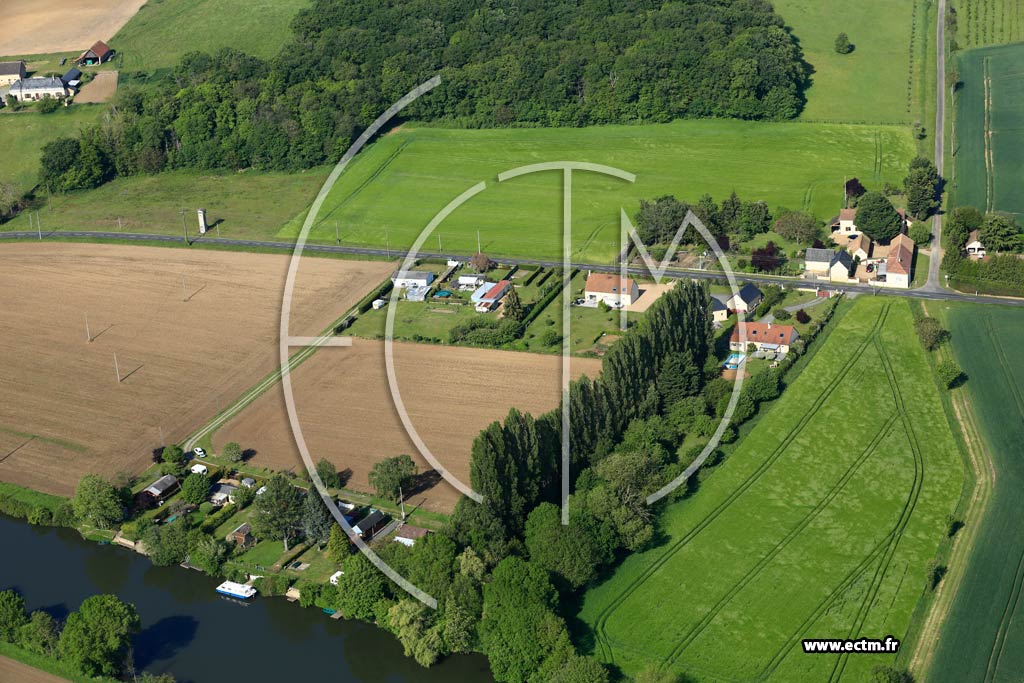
(216, 581, 257, 599)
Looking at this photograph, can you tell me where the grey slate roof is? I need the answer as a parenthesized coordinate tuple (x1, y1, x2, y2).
(830, 251, 853, 269)
(0, 61, 25, 76)
(733, 283, 762, 305)
(805, 248, 836, 264)
(10, 77, 65, 92)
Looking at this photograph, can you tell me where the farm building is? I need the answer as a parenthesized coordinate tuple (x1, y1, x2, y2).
(75, 40, 114, 66)
(711, 297, 728, 324)
(352, 509, 389, 538)
(725, 283, 763, 313)
(7, 77, 67, 102)
(394, 525, 431, 547)
(0, 61, 26, 87)
(966, 230, 986, 259)
(457, 273, 486, 288)
(209, 483, 238, 506)
(406, 285, 430, 302)
(804, 248, 835, 274)
(475, 280, 511, 312)
(879, 234, 915, 289)
(391, 270, 434, 289)
(730, 322, 798, 354)
(241, 477, 257, 488)
(584, 273, 639, 307)
(60, 67, 82, 89)
(229, 522, 254, 547)
(140, 474, 179, 505)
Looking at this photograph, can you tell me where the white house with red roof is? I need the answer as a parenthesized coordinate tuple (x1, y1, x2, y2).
(729, 322, 799, 354)
(584, 273, 639, 307)
(474, 280, 511, 312)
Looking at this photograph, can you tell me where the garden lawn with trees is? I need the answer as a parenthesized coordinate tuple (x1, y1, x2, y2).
(578, 298, 963, 681)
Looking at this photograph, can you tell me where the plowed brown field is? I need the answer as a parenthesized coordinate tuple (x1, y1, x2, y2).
(0, 243, 394, 495)
(0, 0, 147, 56)
(213, 340, 602, 513)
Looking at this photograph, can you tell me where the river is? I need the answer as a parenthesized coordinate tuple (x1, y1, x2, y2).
(0, 515, 494, 683)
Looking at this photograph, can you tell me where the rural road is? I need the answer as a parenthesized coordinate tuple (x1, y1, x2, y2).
(925, 0, 947, 292)
(2, 229, 1022, 308)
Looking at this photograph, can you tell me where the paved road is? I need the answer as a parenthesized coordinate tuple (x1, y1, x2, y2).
(3, 229, 1023, 308)
(925, 0, 947, 292)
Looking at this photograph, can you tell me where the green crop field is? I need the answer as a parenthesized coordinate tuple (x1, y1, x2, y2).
(773, 0, 929, 124)
(0, 107, 107, 194)
(0, 167, 329, 239)
(279, 121, 915, 263)
(928, 303, 1024, 683)
(111, 0, 311, 72)
(577, 298, 963, 681)
(952, 42, 1024, 220)
(955, 0, 1024, 47)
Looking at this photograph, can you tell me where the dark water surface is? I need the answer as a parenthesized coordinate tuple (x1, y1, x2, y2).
(0, 515, 494, 683)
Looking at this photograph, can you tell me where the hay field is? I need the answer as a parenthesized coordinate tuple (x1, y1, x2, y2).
(74, 71, 118, 103)
(0, 243, 394, 496)
(0, 0, 146, 56)
(212, 340, 602, 513)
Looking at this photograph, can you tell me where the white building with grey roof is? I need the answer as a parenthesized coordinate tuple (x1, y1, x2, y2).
(7, 77, 68, 102)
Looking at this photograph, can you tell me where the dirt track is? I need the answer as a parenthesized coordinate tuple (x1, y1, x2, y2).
(0, 243, 394, 495)
(0, 0, 147, 56)
(214, 340, 602, 513)
(0, 657, 66, 683)
(74, 71, 117, 103)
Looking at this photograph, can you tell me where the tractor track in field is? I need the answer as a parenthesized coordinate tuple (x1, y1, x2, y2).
(592, 303, 892, 666)
(980, 314, 1024, 683)
(826, 335, 927, 682)
(660, 412, 901, 671)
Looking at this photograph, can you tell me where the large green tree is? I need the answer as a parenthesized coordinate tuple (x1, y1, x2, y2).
(250, 474, 304, 550)
(58, 595, 140, 678)
(72, 475, 122, 529)
(904, 156, 941, 218)
(0, 589, 27, 642)
(336, 553, 389, 620)
(855, 192, 903, 242)
(369, 455, 417, 502)
(773, 210, 820, 244)
(980, 213, 1021, 252)
(525, 503, 614, 588)
(302, 492, 335, 547)
(180, 472, 211, 505)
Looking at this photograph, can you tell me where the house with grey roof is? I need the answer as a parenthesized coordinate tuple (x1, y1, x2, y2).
(725, 283, 763, 314)
(7, 77, 68, 103)
(804, 248, 835, 274)
(0, 61, 26, 87)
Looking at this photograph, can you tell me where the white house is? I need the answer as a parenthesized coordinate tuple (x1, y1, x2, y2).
(7, 77, 68, 102)
(879, 233, 914, 289)
(0, 61, 26, 87)
(966, 230, 986, 259)
(457, 273, 486, 288)
(726, 283, 763, 313)
(846, 233, 873, 262)
(189, 463, 208, 475)
(584, 273, 639, 307)
(829, 251, 853, 282)
(391, 270, 435, 289)
(711, 297, 728, 324)
(730, 322, 798, 354)
(394, 526, 430, 547)
(804, 248, 835, 274)
(475, 279, 511, 312)
(834, 208, 859, 235)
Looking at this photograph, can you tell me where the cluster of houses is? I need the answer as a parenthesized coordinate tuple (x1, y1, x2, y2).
(804, 207, 916, 289)
(391, 266, 514, 313)
(0, 41, 112, 105)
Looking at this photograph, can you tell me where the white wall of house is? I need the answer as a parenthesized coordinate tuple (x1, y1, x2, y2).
(585, 280, 639, 307)
(829, 262, 851, 282)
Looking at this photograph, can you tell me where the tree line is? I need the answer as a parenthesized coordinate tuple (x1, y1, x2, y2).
(942, 205, 1024, 295)
(36, 0, 809, 193)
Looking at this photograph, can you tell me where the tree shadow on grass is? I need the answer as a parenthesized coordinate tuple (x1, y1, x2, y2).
(405, 469, 441, 497)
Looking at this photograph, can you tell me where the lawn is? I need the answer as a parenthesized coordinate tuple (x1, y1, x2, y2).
(0, 167, 330, 239)
(955, 0, 1024, 47)
(577, 298, 963, 681)
(110, 0, 311, 72)
(927, 303, 1024, 683)
(951, 42, 1024, 220)
(773, 0, 926, 124)
(0, 106, 107, 194)
(277, 121, 917, 263)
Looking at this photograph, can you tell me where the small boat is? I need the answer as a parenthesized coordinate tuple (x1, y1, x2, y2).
(216, 581, 257, 600)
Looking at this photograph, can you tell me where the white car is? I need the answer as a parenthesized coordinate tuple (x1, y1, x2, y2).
(255, 485, 267, 496)
(193, 447, 207, 458)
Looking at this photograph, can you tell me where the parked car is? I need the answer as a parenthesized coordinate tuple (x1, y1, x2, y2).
(193, 447, 207, 458)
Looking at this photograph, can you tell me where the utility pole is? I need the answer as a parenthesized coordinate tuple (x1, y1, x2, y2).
(399, 486, 406, 521)
(179, 209, 188, 245)
(385, 225, 391, 258)
(181, 273, 187, 301)
(477, 230, 482, 254)
(437, 233, 442, 253)
(335, 220, 340, 244)
(85, 312, 91, 342)
(117, 216, 122, 231)
(114, 352, 121, 383)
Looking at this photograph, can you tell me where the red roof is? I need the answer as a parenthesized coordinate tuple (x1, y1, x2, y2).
(886, 234, 915, 275)
(839, 208, 857, 221)
(585, 273, 636, 294)
(481, 280, 510, 301)
(730, 322, 797, 345)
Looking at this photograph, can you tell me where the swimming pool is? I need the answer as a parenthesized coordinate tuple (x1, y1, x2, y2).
(723, 352, 746, 369)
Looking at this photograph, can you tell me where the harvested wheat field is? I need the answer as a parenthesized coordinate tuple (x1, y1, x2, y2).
(213, 340, 602, 513)
(74, 71, 117, 103)
(0, 243, 394, 496)
(0, 0, 147, 56)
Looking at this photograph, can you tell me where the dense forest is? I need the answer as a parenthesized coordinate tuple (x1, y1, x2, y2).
(39, 0, 808, 190)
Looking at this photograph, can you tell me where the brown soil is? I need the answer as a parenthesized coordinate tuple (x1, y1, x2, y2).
(0, 243, 394, 495)
(0, 656, 66, 683)
(0, 0, 147, 56)
(628, 282, 675, 313)
(74, 71, 117, 103)
(213, 340, 602, 513)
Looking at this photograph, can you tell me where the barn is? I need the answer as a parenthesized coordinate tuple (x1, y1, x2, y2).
(75, 40, 114, 66)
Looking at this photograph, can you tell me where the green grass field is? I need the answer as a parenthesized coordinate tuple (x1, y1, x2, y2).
(774, 0, 926, 124)
(279, 121, 916, 263)
(955, 0, 1024, 47)
(0, 107, 107, 193)
(577, 298, 963, 681)
(928, 303, 1024, 683)
(0, 168, 330, 239)
(111, 0, 311, 72)
(952, 42, 1024, 220)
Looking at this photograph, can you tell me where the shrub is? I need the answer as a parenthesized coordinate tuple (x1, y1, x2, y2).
(834, 32, 853, 54)
(795, 308, 811, 324)
(772, 306, 791, 320)
(909, 221, 932, 246)
(915, 317, 948, 350)
(937, 359, 964, 388)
